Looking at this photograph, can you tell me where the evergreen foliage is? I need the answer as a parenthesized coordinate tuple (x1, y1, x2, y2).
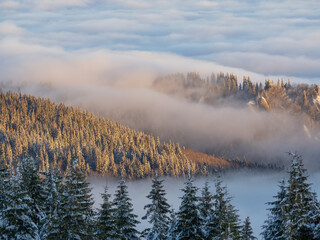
(241, 217, 256, 240)
(113, 178, 140, 240)
(142, 174, 171, 240)
(96, 184, 117, 240)
(0, 90, 210, 179)
(175, 172, 204, 240)
(211, 175, 241, 239)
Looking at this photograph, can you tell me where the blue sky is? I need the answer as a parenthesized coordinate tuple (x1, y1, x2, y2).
(1, 0, 320, 82)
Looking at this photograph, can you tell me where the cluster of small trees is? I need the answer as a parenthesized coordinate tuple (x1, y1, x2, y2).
(1, 153, 319, 239)
(154, 72, 320, 122)
(0, 155, 255, 239)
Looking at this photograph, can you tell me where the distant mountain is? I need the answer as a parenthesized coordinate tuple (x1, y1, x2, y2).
(0, 90, 255, 179)
(154, 72, 320, 123)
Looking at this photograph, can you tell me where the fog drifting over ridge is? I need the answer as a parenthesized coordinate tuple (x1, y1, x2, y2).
(1, 0, 320, 168)
(1, 47, 320, 169)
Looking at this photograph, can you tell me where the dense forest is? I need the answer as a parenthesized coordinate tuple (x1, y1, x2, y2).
(0, 90, 261, 179)
(0, 153, 319, 239)
(154, 72, 320, 124)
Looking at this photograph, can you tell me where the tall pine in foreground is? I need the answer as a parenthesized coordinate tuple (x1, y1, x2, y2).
(175, 172, 204, 240)
(210, 174, 241, 239)
(142, 174, 171, 240)
(96, 184, 117, 240)
(285, 153, 320, 239)
(113, 178, 140, 240)
(53, 159, 94, 240)
(261, 179, 287, 240)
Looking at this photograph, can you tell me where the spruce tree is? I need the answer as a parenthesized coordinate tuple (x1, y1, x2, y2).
(53, 159, 94, 239)
(0, 167, 40, 239)
(199, 180, 214, 221)
(241, 217, 256, 240)
(285, 153, 320, 239)
(167, 209, 178, 240)
(174, 173, 204, 239)
(211, 175, 241, 239)
(113, 178, 140, 240)
(261, 179, 287, 240)
(142, 174, 171, 240)
(42, 167, 64, 240)
(96, 183, 117, 240)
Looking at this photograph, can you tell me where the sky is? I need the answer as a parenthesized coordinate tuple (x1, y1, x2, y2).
(1, 0, 320, 82)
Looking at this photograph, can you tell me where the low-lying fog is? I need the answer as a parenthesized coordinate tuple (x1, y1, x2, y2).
(90, 170, 320, 239)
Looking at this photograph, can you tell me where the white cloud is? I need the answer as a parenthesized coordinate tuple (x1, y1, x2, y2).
(0, 21, 24, 35)
(0, 1, 20, 9)
(35, 0, 91, 10)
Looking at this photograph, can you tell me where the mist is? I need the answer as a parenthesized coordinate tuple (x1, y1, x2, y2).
(1, 48, 320, 169)
(89, 171, 320, 239)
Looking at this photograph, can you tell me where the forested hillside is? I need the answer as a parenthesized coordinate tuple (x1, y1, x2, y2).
(154, 72, 320, 124)
(0, 90, 254, 179)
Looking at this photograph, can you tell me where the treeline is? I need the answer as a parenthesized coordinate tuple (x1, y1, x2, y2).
(1, 153, 319, 239)
(0, 90, 210, 179)
(154, 72, 320, 122)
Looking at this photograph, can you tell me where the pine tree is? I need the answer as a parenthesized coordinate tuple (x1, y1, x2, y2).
(0, 167, 40, 239)
(167, 209, 178, 240)
(199, 180, 214, 221)
(53, 159, 94, 239)
(261, 179, 287, 240)
(113, 178, 140, 240)
(142, 174, 171, 240)
(96, 183, 117, 240)
(19, 155, 47, 238)
(174, 173, 204, 239)
(285, 153, 320, 239)
(42, 167, 64, 240)
(211, 175, 241, 239)
(241, 217, 256, 240)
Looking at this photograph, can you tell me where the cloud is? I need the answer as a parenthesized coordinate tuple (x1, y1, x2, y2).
(0, 21, 24, 35)
(0, 1, 20, 10)
(35, 0, 91, 10)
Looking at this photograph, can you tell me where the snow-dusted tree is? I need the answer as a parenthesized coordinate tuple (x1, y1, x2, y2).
(167, 209, 177, 240)
(241, 217, 256, 240)
(174, 173, 204, 239)
(261, 179, 287, 240)
(41, 167, 64, 240)
(211, 175, 241, 239)
(199, 180, 214, 221)
(113, 178, 140, 239)
(19, 155, 47, 237)
(285, 153, 320, 239)
(52, 159, 94, 239)
(0, 167, 40, 239)
(142, 174, 171, 240)
(96, 184, 117, 240)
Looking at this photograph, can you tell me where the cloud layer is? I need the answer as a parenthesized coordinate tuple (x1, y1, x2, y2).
(1, 0, 320, 79)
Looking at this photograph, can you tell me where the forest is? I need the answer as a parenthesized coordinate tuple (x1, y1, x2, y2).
(0, 152, 319, 239)
(0, 89, 266, 179)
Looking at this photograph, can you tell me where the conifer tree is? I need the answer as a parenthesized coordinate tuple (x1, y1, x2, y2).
(211, 175, 241, 239)
(175, 172, 204, 239)
(261, 179, 287, 240)
(199, 180, 214, 221)
(53, 159, 94, 239)
(167, 209, 178, 240)
(96, 184, 117, 240)
(19, 155, 47, 238)
(0, 167, 40, 239)
(142, 174, 171, 240)
(113, 178, 140, 239)
(285, 153, 320, 239)
(241, 217, 256, 240)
